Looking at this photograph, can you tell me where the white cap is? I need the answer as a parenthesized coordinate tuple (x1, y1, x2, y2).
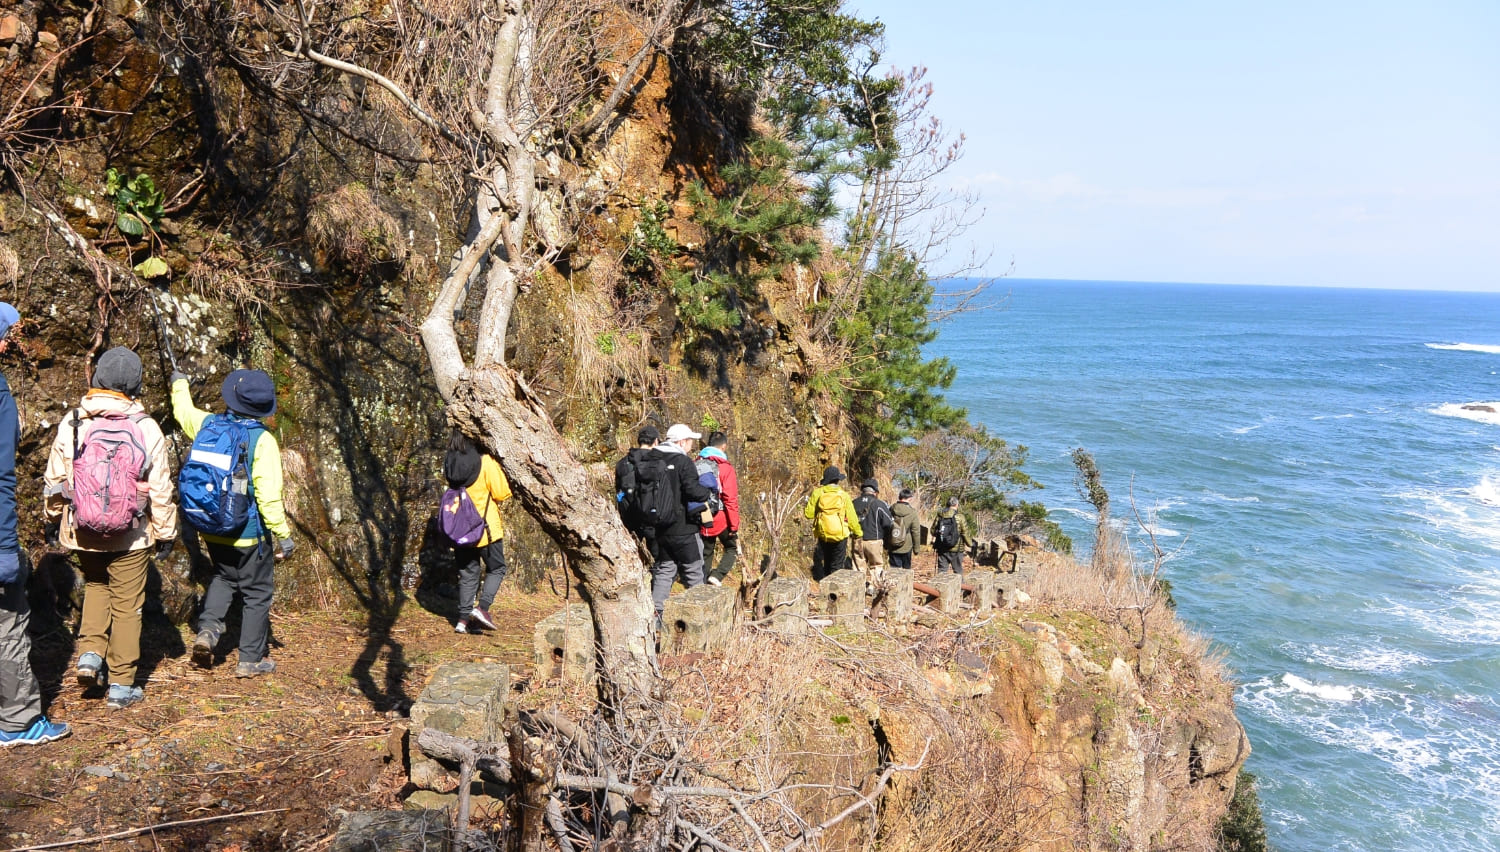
(665, 423, 701, 443)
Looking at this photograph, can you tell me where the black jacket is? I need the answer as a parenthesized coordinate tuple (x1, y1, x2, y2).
(851, 494, 892, 542)
(650, 446, 710, 538)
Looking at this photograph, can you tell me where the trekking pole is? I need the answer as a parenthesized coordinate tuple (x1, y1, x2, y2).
(144, 287, 181, 376)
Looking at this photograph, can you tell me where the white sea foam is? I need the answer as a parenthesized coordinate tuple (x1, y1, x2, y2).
(1427, 342, 1500, 354)
(1395, 477, 1500, 554)
(1230, 423, 1264, 435)
(1311, 413, 1357, 421)
(1138, 522, 1182, 538)
(1281, 673, 1358, 702)
(1202, 491, 1261, 503)
(1430, 402, 1500, 427)
(1284, 641, 1431, 675)
(1472, 476, 1500, 507)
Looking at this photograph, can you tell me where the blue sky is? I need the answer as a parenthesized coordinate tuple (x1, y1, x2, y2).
(848, 1, 1500, 291)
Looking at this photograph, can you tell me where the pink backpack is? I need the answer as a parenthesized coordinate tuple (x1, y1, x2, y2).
(70, 410, 151, 537)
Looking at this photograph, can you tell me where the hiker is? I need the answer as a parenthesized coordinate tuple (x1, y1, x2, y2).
(885, 489, 921, 570)
(42, 346, 177, 710)
(440, 430, 513, 634)
(698, 432, 740, 587)
(172, 369, 293, 678)
(933, 496, 970, 575)
(0, 304, 70, 746)
(804, 466, 861, 581)
(850, 478, 892, 581)
(646, 424, 711, 616)
(615, 425, 660, 557)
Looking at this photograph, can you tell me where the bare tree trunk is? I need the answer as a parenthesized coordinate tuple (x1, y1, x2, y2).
(447, 367, 658, 707)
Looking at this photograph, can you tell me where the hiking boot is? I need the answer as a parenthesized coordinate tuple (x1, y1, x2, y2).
(234, 659, 276, 678)
(76, 652, 104, 688)
(705, 576, 722, 587)
(191, 628, 221, 668)
(0, 716, 71, 747)
(454, 620, 469, 634)
(105, 684, 144, 709)
(468, 607, 497, 631)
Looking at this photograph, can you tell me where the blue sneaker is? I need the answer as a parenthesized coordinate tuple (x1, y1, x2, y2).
(0, 717, 71, 747)
(76, 652, 104, 688)
(105, 684, 144, 709)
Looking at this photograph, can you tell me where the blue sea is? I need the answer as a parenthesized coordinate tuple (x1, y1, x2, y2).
(930, 280, 1500, 852)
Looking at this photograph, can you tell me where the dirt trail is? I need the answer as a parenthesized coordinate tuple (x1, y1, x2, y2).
(0, 583, 566, 850)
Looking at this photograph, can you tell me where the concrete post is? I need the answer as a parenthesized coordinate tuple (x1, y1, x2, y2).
(661, 584, 736, 655)
(881, 568, 913, 628)
(762, 577, 808, 635)
(821, 569, 866, 632)
(966, 570, 996, 614)
(930, 572, 963, 615)
(408, 662, 511, 791)
(532, 603, 594, 685)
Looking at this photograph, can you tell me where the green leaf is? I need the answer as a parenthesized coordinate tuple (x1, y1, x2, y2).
(133, 256, 170, 279)
(116, 212, 145, 236)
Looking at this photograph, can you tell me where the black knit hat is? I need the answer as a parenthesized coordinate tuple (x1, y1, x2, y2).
(821, 465, 845, 485)
(93, 347, 143, 398)
(221, 369, 277, 418)
(861, 478, 878, 493)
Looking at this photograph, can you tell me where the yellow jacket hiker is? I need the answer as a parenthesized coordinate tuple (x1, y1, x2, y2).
(442, 430, 514, 634)
(804, 466, 861, 581)
(172, 370, 291, 680)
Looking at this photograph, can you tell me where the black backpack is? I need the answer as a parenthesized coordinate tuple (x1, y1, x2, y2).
(619, 450, 675, 531)
(934, 513, 960, 550)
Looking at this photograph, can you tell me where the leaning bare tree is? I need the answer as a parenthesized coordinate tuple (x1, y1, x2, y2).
(183, 0, 691, 705)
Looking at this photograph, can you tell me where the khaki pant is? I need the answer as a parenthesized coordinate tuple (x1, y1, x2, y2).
(849, 539, 886, 580)
(77, 548, 150, 688)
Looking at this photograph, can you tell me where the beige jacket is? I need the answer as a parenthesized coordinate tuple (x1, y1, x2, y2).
(43, 390, 177, 551)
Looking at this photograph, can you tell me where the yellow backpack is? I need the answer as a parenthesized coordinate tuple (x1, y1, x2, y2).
(814, 488, 848, 542)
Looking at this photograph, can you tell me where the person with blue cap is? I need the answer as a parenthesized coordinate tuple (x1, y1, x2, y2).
(171, 368, 293, 678)
(0, 303, 72, 745)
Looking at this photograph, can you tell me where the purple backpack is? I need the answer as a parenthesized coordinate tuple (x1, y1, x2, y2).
(70, 410, 151, 537)
(439, 487, 490, 546)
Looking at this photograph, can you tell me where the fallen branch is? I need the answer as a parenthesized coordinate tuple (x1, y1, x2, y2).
(4, 809, 288, 852)
(780, 739, 931, 852)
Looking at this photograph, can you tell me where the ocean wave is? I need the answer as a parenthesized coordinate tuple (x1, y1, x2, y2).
(1430, 402, 1500, 427)
(1427, 343, 1500, 354)
(1393, 477, 1500, 553)
(1373, 597, 1500, 646)
(1311, 413, 1357, 421)
(1283, 640, 1431, 675)
(1137, 522, 1182, 538)
(1472, 476, 1500, 507)
(1202, 491, 1261, 503)
(1280, 673, 1358, 702)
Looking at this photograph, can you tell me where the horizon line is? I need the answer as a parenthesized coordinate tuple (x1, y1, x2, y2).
(936, 276, 1500, 296)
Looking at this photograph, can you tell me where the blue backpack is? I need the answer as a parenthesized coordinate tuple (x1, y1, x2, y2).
(180, 414, 263, 536)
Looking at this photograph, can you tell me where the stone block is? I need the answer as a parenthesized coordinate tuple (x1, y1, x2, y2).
(661, 583, 736, 654)
(332, 810, 451, 852)
(533, 603, 595, 684)
(820, 569, 865, 632)
(760, 577, 807, 635)
(0, 16, 18, 44)
(879, 568, 913, 627)
(965, 570, 996, 614)
(930, 572, 962, 615)
(409, 662, 510, 792)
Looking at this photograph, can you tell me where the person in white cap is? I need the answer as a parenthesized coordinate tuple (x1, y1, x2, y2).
(646, 424, 711, 617)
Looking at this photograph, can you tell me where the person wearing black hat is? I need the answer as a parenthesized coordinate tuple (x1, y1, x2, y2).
(849, 479, 892, 582)
(0, 304, 72, 745)
(803, 465, 862, 581)
(43, 346, 177, 710)
(171, 369, 293, 679)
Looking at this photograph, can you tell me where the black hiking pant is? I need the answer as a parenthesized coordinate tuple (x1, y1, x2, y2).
(936, 548, 964, 575)
(455, 539, 508, 618)
(811, 538, 848, 581)
(201, 540, 276, 664)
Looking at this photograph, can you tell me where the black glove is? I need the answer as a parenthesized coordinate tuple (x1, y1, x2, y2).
(44, 522, 60, 547)
(277, 538, 294, 561)
(170, 370, 190, 385)
(154, 539, 175, 561)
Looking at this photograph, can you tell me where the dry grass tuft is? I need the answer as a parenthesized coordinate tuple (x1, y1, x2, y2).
(305, 182, 406, 277)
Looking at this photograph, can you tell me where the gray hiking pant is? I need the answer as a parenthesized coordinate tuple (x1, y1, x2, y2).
(0, 561, 42, 733)
(456, 539, 508, 617)
(651, 532, 704, 613)
(202, 540, 276, 664)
